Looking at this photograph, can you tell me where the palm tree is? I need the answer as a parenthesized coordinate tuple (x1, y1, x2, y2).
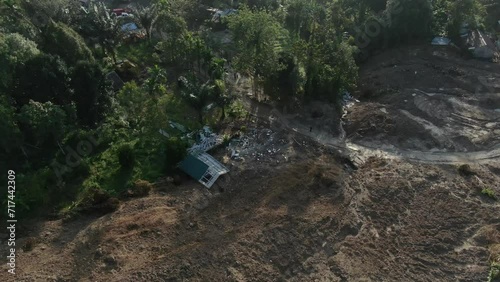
(84, 0, 121, 63)
(144, 65, 167, 98)
(132, 4, 159, 42)
(178, 75, 214, 124)
(212, 79, 233, 122)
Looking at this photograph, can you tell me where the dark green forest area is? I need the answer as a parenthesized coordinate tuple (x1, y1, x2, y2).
(0, 0, 498, 218)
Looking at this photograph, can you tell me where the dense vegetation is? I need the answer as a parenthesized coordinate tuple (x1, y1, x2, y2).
(0, 0, 494, 218)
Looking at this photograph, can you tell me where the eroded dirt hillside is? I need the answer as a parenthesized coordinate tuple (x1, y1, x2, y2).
(2, 128, 499, 281)
(348, 45, 500, 153)
(2, 45, 500, 281)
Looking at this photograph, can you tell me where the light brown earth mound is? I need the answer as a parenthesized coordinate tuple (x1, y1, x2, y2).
(2, 127, 499, 281)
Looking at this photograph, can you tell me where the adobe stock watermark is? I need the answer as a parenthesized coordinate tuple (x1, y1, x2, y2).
(353, 0, 403, 56)
(51, 135, 99, 180)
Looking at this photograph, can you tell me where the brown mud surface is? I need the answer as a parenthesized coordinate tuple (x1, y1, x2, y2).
(348, 45, 500, 153)
(2, 45, 500, 281)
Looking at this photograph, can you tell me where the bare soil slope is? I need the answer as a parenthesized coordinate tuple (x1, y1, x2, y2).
(2, 127, 499, 281)
(348, 45, 500, 153)
(2, 45, 500, 281)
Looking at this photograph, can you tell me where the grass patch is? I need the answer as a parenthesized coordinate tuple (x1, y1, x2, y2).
(482, 187, 497, 200)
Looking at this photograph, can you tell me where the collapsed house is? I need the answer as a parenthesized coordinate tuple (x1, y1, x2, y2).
(179, 152, 229, 189)
(177, 126, 229, 188)
(466, 30, 499, 60)
(208, 8, 237, 23)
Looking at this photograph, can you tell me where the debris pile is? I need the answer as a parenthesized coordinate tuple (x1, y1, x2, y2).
(188, 126, 224, 154)
(227, 127, 289, 163)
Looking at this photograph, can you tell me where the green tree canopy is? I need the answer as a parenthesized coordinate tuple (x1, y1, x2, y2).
(133, 4, 159, 41)
(10, 53, 72, 106)
(228, 7, 289, 91)
(386, 0, 433, 44)
(81, 0, 121, 63)
(42, 20, 95, 65)
(0, 95, 22, 156)
(0, 0, 40, 40)
(18, 100, 69, 146)
(0, 32, 40, 91)
(71, 61, 112, 127)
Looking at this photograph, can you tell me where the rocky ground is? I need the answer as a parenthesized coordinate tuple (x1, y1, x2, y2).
(2, 45, 499, 281)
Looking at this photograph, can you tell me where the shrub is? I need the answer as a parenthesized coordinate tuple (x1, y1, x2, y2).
(77, 186, 119, 215)
(458, 164, 475, 176)
(117, 143, 135, 169)
(222, 134, 231, 145)
(489, 262, 500, 282)
(131, 180, 153, 197)
(79, 186, 110, 207)
(481, 187, 497, 200)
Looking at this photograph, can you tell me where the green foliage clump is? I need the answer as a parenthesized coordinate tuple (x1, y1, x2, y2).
(481, 187, 497, 200)
(445, 0, 485, 38)
(0, 96, 21, 157)
(18, 100, 69, 146)
(131, 179, 153, 197)
(71, 61, 112, 127)
(489, 262, 500, 282)
(0, 33, 40, 90)
(6, 167, 60, 217)
(10, 53, 71, 105)
(41, 20, 94, 65)
(228, 6, 289, 92)
(132, 4, 159, 41)
(386, 0, 433, 44)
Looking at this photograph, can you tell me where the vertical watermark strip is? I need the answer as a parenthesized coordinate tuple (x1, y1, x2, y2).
(6, 170, 16, 275)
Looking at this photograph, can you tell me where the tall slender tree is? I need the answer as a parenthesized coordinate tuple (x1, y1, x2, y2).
(133, 4, 159, 42)
(228, 6, 289, 96)
(82, 0, 121, 63)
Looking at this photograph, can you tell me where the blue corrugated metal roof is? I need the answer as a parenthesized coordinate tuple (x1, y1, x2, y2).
(121, 22, 138, 32)
(179, 154, 209, 180)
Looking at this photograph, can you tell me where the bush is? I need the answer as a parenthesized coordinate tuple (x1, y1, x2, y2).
(117, 143, 135, 169)
(481, 187, 497, 200)
(129, 180, 153, 197)
(489, 262, 500, 282)
(458, 164, 475, 176)
(76, 186, 120, 215)
(78, 186, 110, 207)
